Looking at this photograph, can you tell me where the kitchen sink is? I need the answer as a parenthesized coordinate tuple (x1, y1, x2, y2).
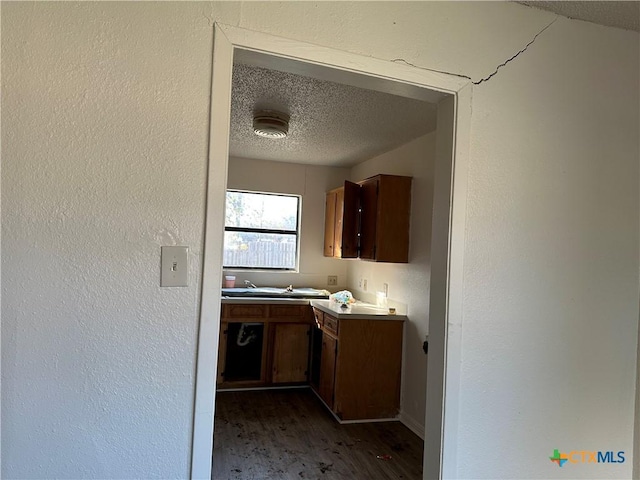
(221, 287, 329, 299)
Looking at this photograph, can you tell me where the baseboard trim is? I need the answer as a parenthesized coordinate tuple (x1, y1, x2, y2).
(217, 385, 310, 393)
(310, 388, 402, 424)
(399, 412, 425, 440)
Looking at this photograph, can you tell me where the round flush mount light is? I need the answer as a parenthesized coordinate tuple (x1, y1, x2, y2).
(253, 110, 289, 139)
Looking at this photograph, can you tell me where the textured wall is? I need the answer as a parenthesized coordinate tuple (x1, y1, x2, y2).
(2, 2, 638, 479)
(0, 3, 235, 478)
(348, 133, 435, 437)
(457, 17, 638, 479)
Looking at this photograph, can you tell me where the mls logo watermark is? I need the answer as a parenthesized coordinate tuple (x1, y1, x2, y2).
(550, 449, 625, 467)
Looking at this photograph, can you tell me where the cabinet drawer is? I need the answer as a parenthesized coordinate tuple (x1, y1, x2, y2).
(270, 304, 309, 320)
(324, 315, 338, 336)
(225, 304, 267, 319)
(312, 308, 324, 328)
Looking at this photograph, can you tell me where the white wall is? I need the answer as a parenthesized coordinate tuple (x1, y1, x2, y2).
(347, 133, 435, 436)
(226, 156, 349, 289)
(0, 3, 228, 478)
(456, 18, 638, 478)
(2, 2, 638, 479)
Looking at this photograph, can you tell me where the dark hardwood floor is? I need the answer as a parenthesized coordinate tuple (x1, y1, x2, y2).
(212, 389, 423, 479)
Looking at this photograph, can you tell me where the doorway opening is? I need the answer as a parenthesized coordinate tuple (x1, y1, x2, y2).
(193, 24, 471, 480)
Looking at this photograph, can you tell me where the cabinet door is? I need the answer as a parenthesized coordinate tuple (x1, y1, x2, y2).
(318, 332, 337, 408)
(333, 188, 344, 257)
(217, 322, 228, 385)
(375, 175, 412, 263)
(333, 319, 403, 420)
(324, 182, 359, 258)
(340, 182, 360, 258)
(359, 177, 379, 260)
(341, 181, 360, 258)
(271, 324, 311, 384)
(323, 190, 337, 257)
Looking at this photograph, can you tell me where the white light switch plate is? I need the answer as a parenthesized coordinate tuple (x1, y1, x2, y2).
(161, 246, 189, 287)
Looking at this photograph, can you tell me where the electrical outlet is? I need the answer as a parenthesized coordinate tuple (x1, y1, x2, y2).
(363, 279, 368, 291)
(359, 277, 363, 288)
(383, 283, 389, 296)
(327, 275, 338, 286)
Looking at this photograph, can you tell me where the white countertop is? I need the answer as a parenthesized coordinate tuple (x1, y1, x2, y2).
(310, 299, 406, 321)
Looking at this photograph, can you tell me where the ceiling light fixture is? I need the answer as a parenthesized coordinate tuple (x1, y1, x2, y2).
(253, 110, 289, 139)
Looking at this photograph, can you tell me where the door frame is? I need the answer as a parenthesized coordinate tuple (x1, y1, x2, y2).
(191, 23, 472, 480)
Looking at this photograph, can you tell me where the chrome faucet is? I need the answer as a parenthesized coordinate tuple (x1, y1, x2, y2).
(244, 280, 257, 288)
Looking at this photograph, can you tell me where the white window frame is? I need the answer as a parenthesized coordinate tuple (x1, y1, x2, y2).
(223, 189, 301, 271)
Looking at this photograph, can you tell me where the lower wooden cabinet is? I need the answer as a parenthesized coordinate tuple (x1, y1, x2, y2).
(218, 302, 404, 422)
(218, 303, 312, 389)
(311, 308, 403, 421)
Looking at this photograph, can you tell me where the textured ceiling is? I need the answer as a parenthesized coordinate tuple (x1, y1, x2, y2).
(229, 2, 638, 169)
(229, 63, 437, 167)
(518, 1, 640, 32)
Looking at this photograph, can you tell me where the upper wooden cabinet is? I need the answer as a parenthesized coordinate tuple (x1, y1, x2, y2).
(324, 174, 412, 263)
(323, 181, 359, 259)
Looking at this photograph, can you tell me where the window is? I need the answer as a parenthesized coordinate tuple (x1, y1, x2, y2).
(223, 190, 300, 270)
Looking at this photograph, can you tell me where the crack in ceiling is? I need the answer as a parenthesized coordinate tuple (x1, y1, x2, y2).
(517, 1, 640, 32)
